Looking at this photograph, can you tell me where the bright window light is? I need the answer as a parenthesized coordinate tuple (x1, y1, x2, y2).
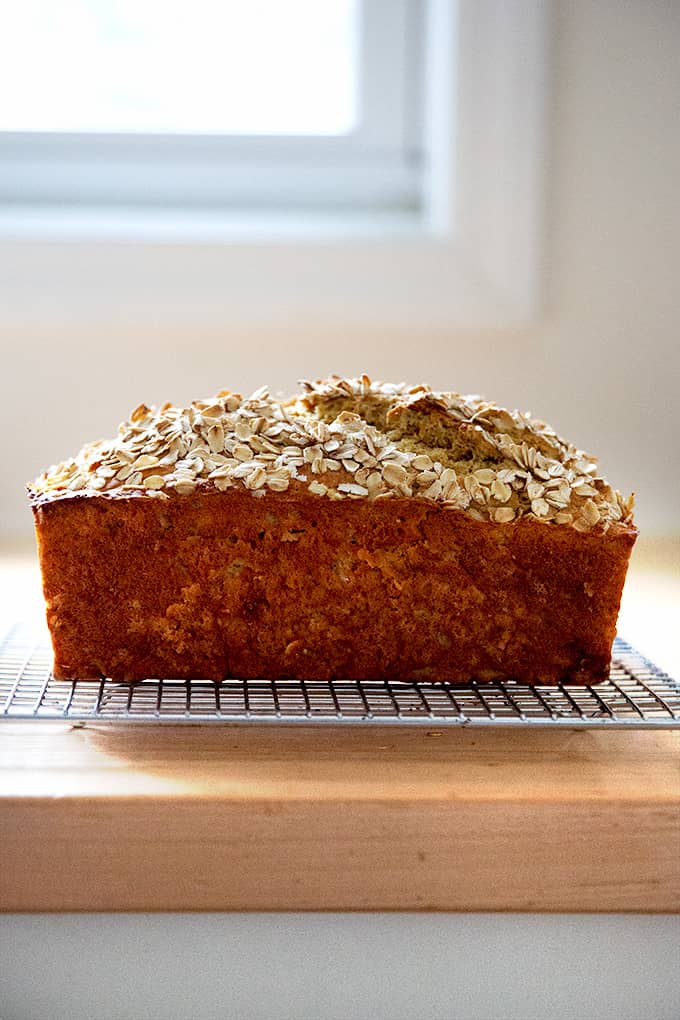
(0, 0, 358, 135)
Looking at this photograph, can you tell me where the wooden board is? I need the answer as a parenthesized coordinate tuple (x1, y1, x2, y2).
(1, 723, 678, 912)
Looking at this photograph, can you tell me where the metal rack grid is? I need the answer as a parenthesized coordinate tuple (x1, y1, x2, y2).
(1, 621, 679, 727)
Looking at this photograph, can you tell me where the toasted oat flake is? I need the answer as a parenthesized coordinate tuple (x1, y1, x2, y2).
(490, 479, 512, 503)
(266, 476, 290, 492)
(581, 499, 601, 526)
(130, 403, 151, 423)
(233, 444, 253, 462)
(244, 467, 267, 490)
(382, 462, 408, 487)
(207, 424, 225, 454)
(143, 475, 166, 490)
(175, 480, 198, 495)
(132, 454, 160, 470)
(338, 482, 369, 497)
(526, 480, 545, 500)
(531, 498, 551, 518)
(573, 482, 599, 498)
(473, 468, 496, 485)
(491, 506, 515, 523)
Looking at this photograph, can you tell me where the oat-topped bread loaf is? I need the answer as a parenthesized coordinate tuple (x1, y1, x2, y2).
(29, 376, 636, 684)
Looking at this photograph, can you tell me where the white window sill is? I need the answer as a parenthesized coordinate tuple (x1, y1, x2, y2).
(0, 204, 426, 244)
(0, 205, 514, 331)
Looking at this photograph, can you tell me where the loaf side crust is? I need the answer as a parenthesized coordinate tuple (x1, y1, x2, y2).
(33, 488, 636, 685)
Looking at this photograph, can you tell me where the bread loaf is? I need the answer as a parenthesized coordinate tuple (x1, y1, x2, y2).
(28, 376, 637, 684)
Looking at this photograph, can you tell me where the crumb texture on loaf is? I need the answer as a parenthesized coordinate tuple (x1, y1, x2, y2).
(35, 491, 635, 684)
(28, 375, 634, 532)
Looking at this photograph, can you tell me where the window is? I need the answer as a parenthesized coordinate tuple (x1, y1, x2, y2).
(0, 2, 548, 329)
(0, 0, 422, 211)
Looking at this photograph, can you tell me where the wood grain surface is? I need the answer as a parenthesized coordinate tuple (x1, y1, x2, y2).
(1, 723, 678, 912)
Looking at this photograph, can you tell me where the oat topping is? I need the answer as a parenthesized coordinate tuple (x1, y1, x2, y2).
(28, 376, 635, 532)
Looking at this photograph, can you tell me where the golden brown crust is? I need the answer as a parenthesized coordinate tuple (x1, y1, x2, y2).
(33, 487, 636, 685)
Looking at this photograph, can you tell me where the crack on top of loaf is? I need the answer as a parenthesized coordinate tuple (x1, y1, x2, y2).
(27, 374, 635, 533)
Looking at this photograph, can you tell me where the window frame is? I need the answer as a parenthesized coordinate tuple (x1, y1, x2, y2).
(0, 0, 549, 329)
(0, 0, 423, 211)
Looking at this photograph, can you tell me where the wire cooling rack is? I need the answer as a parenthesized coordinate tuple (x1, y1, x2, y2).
(1, 621, 678, 728)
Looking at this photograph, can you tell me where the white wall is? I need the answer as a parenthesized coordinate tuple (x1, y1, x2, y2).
(1, 0, 678, 538)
